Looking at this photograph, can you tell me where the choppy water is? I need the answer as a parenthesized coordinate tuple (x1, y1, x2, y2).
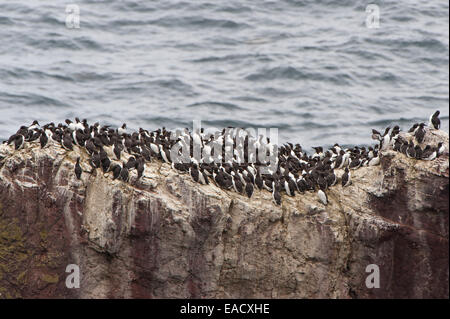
(0, 0, 448, 149)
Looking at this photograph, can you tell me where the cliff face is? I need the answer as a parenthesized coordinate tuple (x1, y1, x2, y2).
(0, 130, 448, 299)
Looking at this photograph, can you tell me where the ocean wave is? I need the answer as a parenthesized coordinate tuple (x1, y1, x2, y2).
(245, 66, 354, 85)
(0, 92, 69, 107)
(186, 101, 245, 111)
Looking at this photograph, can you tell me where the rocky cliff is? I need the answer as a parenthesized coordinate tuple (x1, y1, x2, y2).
(0, 129, 448, 299)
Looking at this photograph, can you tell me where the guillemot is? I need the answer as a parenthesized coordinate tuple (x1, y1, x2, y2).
(14, 134, 25, 151)
(429, 110, 440, 130)
(341, 167, 351, 187)
(406, 141, 416, 158)
(111, 164, 122, 180)
(119, 162, 129, 182)
(414, 123, 426, 144)
(272, 181, 281, 206)
(437, 142, 445, 156)
(421, 145, 437, 161)
(414, 145, 423, 160)
(40, 129, 48, 148)
(244, 175, 254, 198)
(136, 157, 145, 179)
(318, 189, 328, 206)
(118, 123, 127, 135)
(75, 157, 82, 180)
(380, 127, 391, 151)
(62, 132, 73, 151)
(408, 123, 419, 133)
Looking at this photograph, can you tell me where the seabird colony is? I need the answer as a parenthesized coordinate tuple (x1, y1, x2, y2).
(2, 111, 444, 206)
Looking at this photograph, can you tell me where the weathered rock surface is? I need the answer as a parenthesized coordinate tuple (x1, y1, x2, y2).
(0, 129, 448, 299)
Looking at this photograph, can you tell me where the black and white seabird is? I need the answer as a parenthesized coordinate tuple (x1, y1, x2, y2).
(327, 170, 337, 186)
(119, 163, 129, 182)
(400, 141, 409, 155)
(159, 144, 171, 163)
(371, 129, 382, 141)
(14, 134, 25, 150)
(414, 123, 426, 144)
(421, 145, 436, 161)
(393, 135, 404, 152)
(429, 110, 440, 130)
(408, 123, 419, 133)
(75, 157, 82, 180)
(333, 150, 345, 169)
(125, 156, 137, 170)
(272, 181, 281, 206)
(136, 157, 145, 179)
(368, 152, 380, 166)
(198, 167, 208, 185)
(100, 149, 111, 173)
(85, 139, 97, 155)
(118, 123, 127, 135)
(390, 125, 400, 139)
(221, 169, 233, 190)
(62, 133, 73, 151)
(318, 189, 328, 206)
(296, 177, 307, 193)
(244, 176, 254, 198)
(255, 172, 264, 190)
(40, 129, 48, 148)
(406, 141, 416, 159)
(284, 176, 296, 197)
(90, 152, 101, 169)
(380, 127, 391, 151)
(65, 119, 76, 131)
(73, 129, 86, 147)
(112, 164, 122, 180)
(317, 173, 328, 191)
(341, 167, 351, 187)
(349, 156, 362, 170)
(189, 163, 200, 183)
(414, 145, 423, 160)
(312, 147, 324, 160)
(232, 173, 244, 194)
(28, 120, 40, 131)
(28, 129, 40, 142)
(173, 162, 189, 173)
(437, 142, 445, 157)
(141, 145, 152, 162)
